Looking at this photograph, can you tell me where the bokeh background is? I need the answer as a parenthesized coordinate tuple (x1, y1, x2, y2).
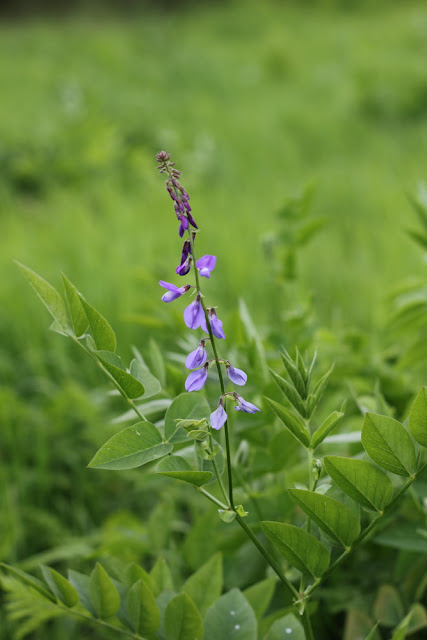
(1, 1, 427, 638)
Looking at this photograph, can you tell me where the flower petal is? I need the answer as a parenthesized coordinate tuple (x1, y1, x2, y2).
(210, 404, 228, 430)
(185, 344, 207, 369)
(183, 297, 204, 329)
(185, 367, 208, 392)
(234, 394, 260, 413)
(227, 365, 247, 386)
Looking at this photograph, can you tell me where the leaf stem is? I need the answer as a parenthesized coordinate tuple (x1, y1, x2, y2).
(305, 461, 427, 597)
(235, 513, 299, 599)
(73, 338, 148, 422)
(198, 487, 229, 510)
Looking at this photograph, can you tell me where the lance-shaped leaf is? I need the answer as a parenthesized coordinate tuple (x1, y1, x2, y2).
(289, 489, 360, 547)
(41, 566, 79, 607)
(324, 456, 393, 512)
(270, 369, 307, 417)
(127, 579, 161, 637)
(204, 588, 257, 640)
(261, 522, 329, 578)
(150, 556, 174, 596)
(88, 422, 172, 470)
(264, 397, 311, 447)
(165, 593, 203, 640)
(311, 411, 344, 449)
(95, 351, 144, 399)
(17, 262, 68, 330)
(89, 563, 120, 619)
(62, 274, 88, 337)
(243, 577, 276, 621)
(68, 570, 95, 615)
(79, 295, 116, 352)
(156, 456, 212, 487)
(409, 387, 427, 448)
(0, 564, 55, 602)
(264, 613, 305, 640)
(182, 553, 222, 616)
(362, 413, 417, 476)
(281, 351, 306, 398)
(307, 365, 334, 416)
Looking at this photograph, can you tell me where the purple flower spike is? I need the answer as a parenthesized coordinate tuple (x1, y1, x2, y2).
(234, 393, 260, 414)
(226, 363, 247, 386)
(202, 308, 225, 339)
(159, 281, 190, 302)
(185, 364, 208, 392)
(196, 255, 216, 279)
(185, 341, 207, 369)
(178, 215, 189, 237)
(187, 212, 198, 229)
(210, 399, 228, 430)
(184, 294, 204, 329)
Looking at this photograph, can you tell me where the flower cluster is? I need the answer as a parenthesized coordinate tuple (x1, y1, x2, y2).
(156, 151, 260, 431)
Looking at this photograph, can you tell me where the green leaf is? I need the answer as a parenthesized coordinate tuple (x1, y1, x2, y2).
(68, 570, 95, 615)
(0, 564, 55, 602)
(243, 577, 276, 621)
(150, 556, 174, 596)
(204, 588, 257, 640)
(264, 397, 311, 447)
(307, 365, 334, 415)
(126, 579, 161, 637)
(164, 392, 211, 441)
(89, 563, 120, 619)
(125, 564, 155, 592)
(373, 585, 404, 627)
(362, 413, 417, 476)
(218, 509, 237, 523)
(363, 623, 380, 640)
(17, 262, 68, 330)
(407, 603, 427, 634)
(409, 387, 427, 448)
(281, 351, 306, 399)
(129, 358, 161, 399)
(264, 613, 305, 640)
(88, 422, 172, 470)
(261, 522, 329, 578)
(289, 489, 360, 547)
(182, 553, 222, 617)
(148, 338, 166, 387)
(95, 351, 145, 399)
(270, 369, 307, 417)
(40, 566, 79, 607)
(165, 593, 203, 640)
(156, 456, 213, 487)
(324, 456, 393, 512)
(79, 295, 117, 352)
(62, 274, 88, 337)
(311, 411, 344, 449)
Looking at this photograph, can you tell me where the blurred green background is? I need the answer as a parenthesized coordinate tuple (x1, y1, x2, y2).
(1, 0, 427, 637)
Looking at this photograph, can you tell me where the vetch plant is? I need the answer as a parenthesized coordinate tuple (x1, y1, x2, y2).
(2, 153, 426, 640)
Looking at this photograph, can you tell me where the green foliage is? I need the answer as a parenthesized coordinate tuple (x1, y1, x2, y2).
(164, 593, 203, 640)
(203, 589, 257, 640)
(156, 456, 213, 487)
(362, 413, 416, 477)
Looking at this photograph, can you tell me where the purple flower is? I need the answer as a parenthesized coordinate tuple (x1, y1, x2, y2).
(185, 364, 208, 392)
(196, 255, 216, 279)
(210, 399, 228, 430)
(234, 393, 260, 414)
(184, 294, 204, 329)
(226, 363, 247, 386)
(176, 256, 192, 276)
(187, 212, 198, 229)
(178, 215, 189, 237)
(159, 281, 190, 302)
(201, 308, 226, 340)
(185, 341, 207, 369)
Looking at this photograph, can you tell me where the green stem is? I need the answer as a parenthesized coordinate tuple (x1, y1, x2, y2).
(301, 608, 315, 640)
(305, 462, 427, 597)
(235, 514, 299, 599)
(73, 338, 148, 422)
(198, 487, 229, 510)
(187, 230, 234, 508)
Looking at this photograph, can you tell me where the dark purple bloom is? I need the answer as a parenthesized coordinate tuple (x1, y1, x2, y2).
(185, 364, 208, 392)
(184, 294, 204, 329)
(187, 212, 198, 229)
(185, 341, 207, 369)
(176, 256, 192, 276)
(196, 255, 216, 279)
(210, 398, 228, 430)
(159, 281, 190, 302)
(226, 363, 247, 386)
(178, 215, 189, 237)
(234, 393, 260, 413)
(202, 308, 225, 340)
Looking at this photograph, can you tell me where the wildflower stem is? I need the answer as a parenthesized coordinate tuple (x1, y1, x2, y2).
(198, 487, 229, 510)
(187, 230, 235, 508)
(235, 514, 299, 599)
